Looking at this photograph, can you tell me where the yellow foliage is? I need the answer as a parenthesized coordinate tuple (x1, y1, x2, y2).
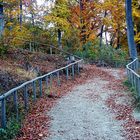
(133, 8, 140, 18)
(70, 1, 100, 45)
(88, 33, 96, 41)
(135, 32, 140, 44)
(4, 25, 32, 47)
(45, 16, 70, 31)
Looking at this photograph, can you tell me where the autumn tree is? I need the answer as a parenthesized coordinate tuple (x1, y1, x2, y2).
(126, 0, 137, 59)
(133, 0, 140, 52)
(45, 0, 70, 49)
(0, 1, 4, 36)
(70, 0, 102, 47)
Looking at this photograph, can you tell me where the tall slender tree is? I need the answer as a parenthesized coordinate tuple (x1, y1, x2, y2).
(20, 0, 22, 28)
(125, 0, 137, 59)
(99, 11, 107, 48)
(0, 1, 4, 36)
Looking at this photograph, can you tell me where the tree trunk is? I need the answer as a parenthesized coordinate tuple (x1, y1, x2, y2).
(79, 0, 86, 46)
(125, 0, 137, 59)
(99, 25, 104, 48)
(135, 19, 140, 52)
(0, 3, 4, 37)
(20, 0, 22, 28)
(105, 28, 108, 47)
(58, 29, 62, 49)
(116, 23, 121, 49)
(99, 11, 107, 48)
(110, 33, 115, 47)
(31, 12, 35, 51)
(31, 13, 35, 27)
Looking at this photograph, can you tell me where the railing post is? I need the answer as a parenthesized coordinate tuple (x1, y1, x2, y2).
(1, 99, 6, 128)
(126, 69, 129, 81)
(77, 63, 80, 75)
(130, 64, 133, 70)
(129, 70, 131, 82)
(134, 60, 137, 71)
(134, 75, 137, 90)
(82, 60, 84, 69)
(13, 91, 19, 120)
(132, 62, 134, 70)
(57, 71, 60, 86)
(46, 76, 48, 88)
(39, 79, 43, 97)
(138, 77, 140, 96)
(32, 81, 36, 101)
(132, 74, 134, 87)
(130, 72, 132, 85)
(66, 67, 69, 80)
(136, 59, 139, 72)
(50, 46, 52, 55)
(72, 64, 75, 79)
(24, 85, 28, 111)
(50, 74, 52, 87)
(29, 42, 32, 52)
(136, 76, 138, 92)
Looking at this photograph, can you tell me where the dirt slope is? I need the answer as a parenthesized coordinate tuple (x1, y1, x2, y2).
(0, 49, 67, 94)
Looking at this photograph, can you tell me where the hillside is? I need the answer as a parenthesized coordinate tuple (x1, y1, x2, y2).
(0, 49, 67, 94)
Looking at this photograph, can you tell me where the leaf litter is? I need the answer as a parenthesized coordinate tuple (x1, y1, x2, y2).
(15, 65, 140, 140)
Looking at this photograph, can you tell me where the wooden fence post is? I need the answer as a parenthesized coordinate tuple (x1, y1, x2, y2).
(32, 81, 36, 101)
(135, 76, 139, 94)
(29, 42, 32, 52)
(138, 77, 140, 96)
(39, 79, 43, 97)
(77, 63, 80, 75)
(134, 75, 137, 90)
(50, 47, 52, 55)
(57, 71, 60, 86)
(13, 91, 19, 120)
(50, 74, 52, 87)
(127, 69, 129, 81)
(24, 85, 28, 111)
(132, 74, 134, 87)
(136, 59, 139, 72)
(66, 67, 69, 80)
(1, 99, 6, 128)
(46, 76, 48, 88)
(72, 65, 75, 79)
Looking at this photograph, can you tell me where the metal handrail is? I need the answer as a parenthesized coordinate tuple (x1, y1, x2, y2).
(0, 60, 82, 101)
(0, 39, 83, 128)
(126, 57, 140, 97)
(126, 58, 140, 78)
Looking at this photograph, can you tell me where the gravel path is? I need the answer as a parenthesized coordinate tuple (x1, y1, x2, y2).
(44, 68, 128, 140)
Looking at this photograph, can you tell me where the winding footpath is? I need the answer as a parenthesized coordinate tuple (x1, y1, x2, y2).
(17, 65, 140, 140)
(45, 67, 139, 140)
(46, 77, 125, 140)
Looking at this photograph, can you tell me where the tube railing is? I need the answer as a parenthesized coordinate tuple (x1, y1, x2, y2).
(126, 58, 140, 96)
(0, 38, 83, 128)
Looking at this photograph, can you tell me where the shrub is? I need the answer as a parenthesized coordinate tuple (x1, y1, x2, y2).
(75, 41, 128, 67)
(0, 118, 21, 140)
(0, 40, 8, 56)
(0, 128, 7, 140)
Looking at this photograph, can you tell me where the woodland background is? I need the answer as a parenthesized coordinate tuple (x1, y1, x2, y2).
(0, 0, 139, 59)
